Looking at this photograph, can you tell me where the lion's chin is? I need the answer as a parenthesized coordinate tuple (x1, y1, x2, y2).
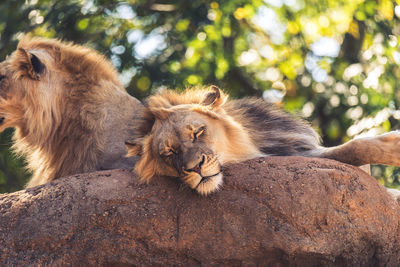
(182, 172, 223, 195)
(195, 173, 223, 195)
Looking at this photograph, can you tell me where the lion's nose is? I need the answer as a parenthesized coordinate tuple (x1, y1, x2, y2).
(186, 155, 205, 175)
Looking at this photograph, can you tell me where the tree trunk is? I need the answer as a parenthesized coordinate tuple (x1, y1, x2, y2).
(1, 156, 399, 266)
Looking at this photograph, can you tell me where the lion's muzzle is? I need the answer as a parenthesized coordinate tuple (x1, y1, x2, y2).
(185, 154, 205, 175)
(181, 153, 222, 195)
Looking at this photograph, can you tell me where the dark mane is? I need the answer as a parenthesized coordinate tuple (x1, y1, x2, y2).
(225, 98, 321, 156)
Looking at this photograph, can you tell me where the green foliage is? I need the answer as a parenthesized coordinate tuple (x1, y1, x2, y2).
(1, 0, 400, 192)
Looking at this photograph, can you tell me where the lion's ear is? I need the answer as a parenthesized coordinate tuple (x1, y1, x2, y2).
(202, 85, 226, 108)
(125, 141, 142, 157)
(13, 48, 45, 80)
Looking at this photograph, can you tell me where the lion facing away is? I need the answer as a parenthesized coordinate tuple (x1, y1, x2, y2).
(0, 37, 141, 188)
(126, 86, 400, 195)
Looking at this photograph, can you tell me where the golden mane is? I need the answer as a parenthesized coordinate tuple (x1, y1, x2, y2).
(147, 86, 226, 107)
(145, 86, 228, 120)
(15, 36, 122, 86)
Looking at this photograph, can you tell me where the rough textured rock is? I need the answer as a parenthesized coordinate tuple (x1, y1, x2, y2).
(0, 156, 400, 266)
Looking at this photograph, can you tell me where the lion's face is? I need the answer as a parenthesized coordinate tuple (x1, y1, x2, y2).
(127, 87, 229, 195)
(151, 110, 223, 195)
(0, 61, 13, 99)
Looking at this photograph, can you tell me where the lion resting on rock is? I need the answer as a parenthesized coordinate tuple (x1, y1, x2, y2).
(127, 86, 400, 195)
(0, 37, 141, 187)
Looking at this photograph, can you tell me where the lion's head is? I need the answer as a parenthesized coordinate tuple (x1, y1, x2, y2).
(0, 36, 131, 187)
(126, 86, 262, 195)
(0, 36, 121, 138)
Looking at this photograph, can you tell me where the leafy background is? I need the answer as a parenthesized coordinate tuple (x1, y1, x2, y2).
(1, 0, 400, 192)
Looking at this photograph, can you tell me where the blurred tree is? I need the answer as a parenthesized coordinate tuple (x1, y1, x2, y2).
(1, 0, 400, 192)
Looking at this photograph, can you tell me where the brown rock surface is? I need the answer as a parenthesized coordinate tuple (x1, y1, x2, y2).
(1, 156, 400, 266)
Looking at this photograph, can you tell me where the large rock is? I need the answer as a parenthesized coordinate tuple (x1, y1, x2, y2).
(0, 156, 399, 266)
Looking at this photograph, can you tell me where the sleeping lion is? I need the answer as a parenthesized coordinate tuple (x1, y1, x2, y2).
(126, 86, 400, 195)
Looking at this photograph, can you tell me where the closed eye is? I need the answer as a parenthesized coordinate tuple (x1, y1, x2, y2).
(161, 148, 177, 157)
(193, 126, 206, 142)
